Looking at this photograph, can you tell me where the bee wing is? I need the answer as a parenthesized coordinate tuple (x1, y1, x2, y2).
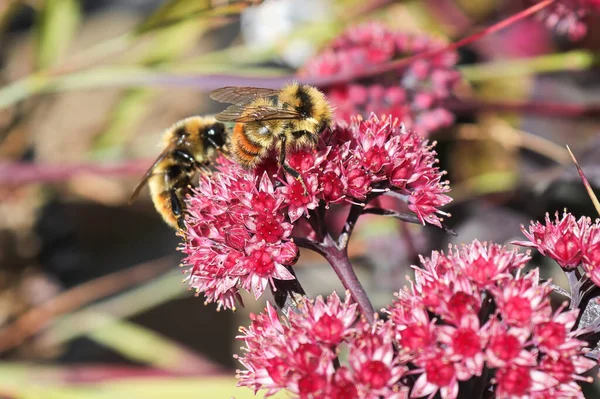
(215, 104, 302, 123)
(209, 87, 280, 105)
(129, 147, 172, 204)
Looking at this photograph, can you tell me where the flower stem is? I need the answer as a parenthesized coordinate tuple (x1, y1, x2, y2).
(566, 270, 582, 310)
(292, 236, 328, 257)
(270, 266, 307, 317)
(470, 366, 490, 399)
(338, 204, 364, 250)
(0, 159, 150, 184)
(293, 234, 376, 323)
(322, 234, 376, 324)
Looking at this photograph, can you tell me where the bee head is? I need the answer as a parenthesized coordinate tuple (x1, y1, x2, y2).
(204, 122, 227, 149)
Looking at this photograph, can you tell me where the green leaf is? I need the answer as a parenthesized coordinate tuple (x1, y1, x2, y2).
(35, 0, 81, 70)
(90, 19, 211, 156)
(459, 50, 596, 82)
(83, 314, 210, 371)
(0, 364, 289, 399)
(0, 67, 292, 111)
(89, 88, 155, 158)
(41, 269, 188, 346)
(136, 0, 214, 34)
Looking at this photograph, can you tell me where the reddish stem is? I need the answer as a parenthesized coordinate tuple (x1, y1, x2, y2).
(305, 0, 557, 88)
(293, 235, 376, 324)
(0, 160, 150, 184)
(322, 234, 376, 324)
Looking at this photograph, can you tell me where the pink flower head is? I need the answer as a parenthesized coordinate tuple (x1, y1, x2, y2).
(494, 364, 557, 398)
(299, 22, 461, 135)
(533, 0, 600, 40)
(347, 323, 407, 398)
(384, 240, 594, 398)
(580, 218, 600, 286)
(181, 114, 451, 309)
(484, 319, 536, 369)
(436, 314, 486, 379)
(515, 212, 600, 288)
(492, 268, 552, 329)
(411, 349, 460, 399)
(532, 308, 587, 357)
(538, 352, 596, 397)
(514, 212, 585, 269)
(235, 238, 596, 398)
(409, 241, 530, 320)
(182, 163, 297, 310)
(236, 292, 407, 398)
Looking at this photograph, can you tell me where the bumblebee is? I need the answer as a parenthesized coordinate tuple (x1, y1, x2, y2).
(129, 116, 228, 230)
(209, 82, 333, 187)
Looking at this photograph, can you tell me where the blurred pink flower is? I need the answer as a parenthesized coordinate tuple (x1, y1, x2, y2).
(299, 22, 461, 135)
(533, 0, 600, 39)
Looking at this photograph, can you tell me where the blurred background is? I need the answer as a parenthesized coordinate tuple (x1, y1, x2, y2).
(1, 0, 600, 397)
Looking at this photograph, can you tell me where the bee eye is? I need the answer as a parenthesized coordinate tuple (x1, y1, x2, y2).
(203, 123, 226, 148)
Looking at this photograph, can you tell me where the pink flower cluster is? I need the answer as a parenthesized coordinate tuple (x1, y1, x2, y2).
(181, 114, 451, 310)
(236, 293, 407, 399)
(515, 211, 600, 286)
(236, 241, 595, 398)
(391, 241, 593, 399)
(300, 23, 461, 135)
(534, 0, 600, 40)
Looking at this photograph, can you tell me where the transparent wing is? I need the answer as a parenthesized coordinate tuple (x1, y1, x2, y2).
(215, 104, 302, 123)
(209, 86, 280, 105)
(129, 147, 171, 204)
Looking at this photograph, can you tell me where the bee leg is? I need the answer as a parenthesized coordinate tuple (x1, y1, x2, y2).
(164, 171, 186, 230)
(176, 215, 186, 230)
(169, 190, 186, 230)
(279, 134, 308, 195)
(207, 138, 233, 161)
(283, 163, 308, 195)
(195, 162, 212, 176)
(217, 146, 233, 161)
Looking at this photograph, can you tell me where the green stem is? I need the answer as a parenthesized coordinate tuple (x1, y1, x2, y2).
(0, 67, 290, 110)
(459, 50, 598, 82)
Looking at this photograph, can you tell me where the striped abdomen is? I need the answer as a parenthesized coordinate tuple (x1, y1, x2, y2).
(231, 123, 270, 168)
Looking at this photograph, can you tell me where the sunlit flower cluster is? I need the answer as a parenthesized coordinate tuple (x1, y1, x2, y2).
(534, 0, 600, 40)
(300, 22, 461, 135)
(236, 241, 595, 398)
(236, 293, 408, 399)
(390, 240, 593, 399)
(180, 114, 451, 310)
(515, 211, 600, 286)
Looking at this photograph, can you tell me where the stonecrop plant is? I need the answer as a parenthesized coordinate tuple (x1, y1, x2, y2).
(177, 2, 600, 398)
(181, 114, 451, 314)
(236, 243, 597, 399)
